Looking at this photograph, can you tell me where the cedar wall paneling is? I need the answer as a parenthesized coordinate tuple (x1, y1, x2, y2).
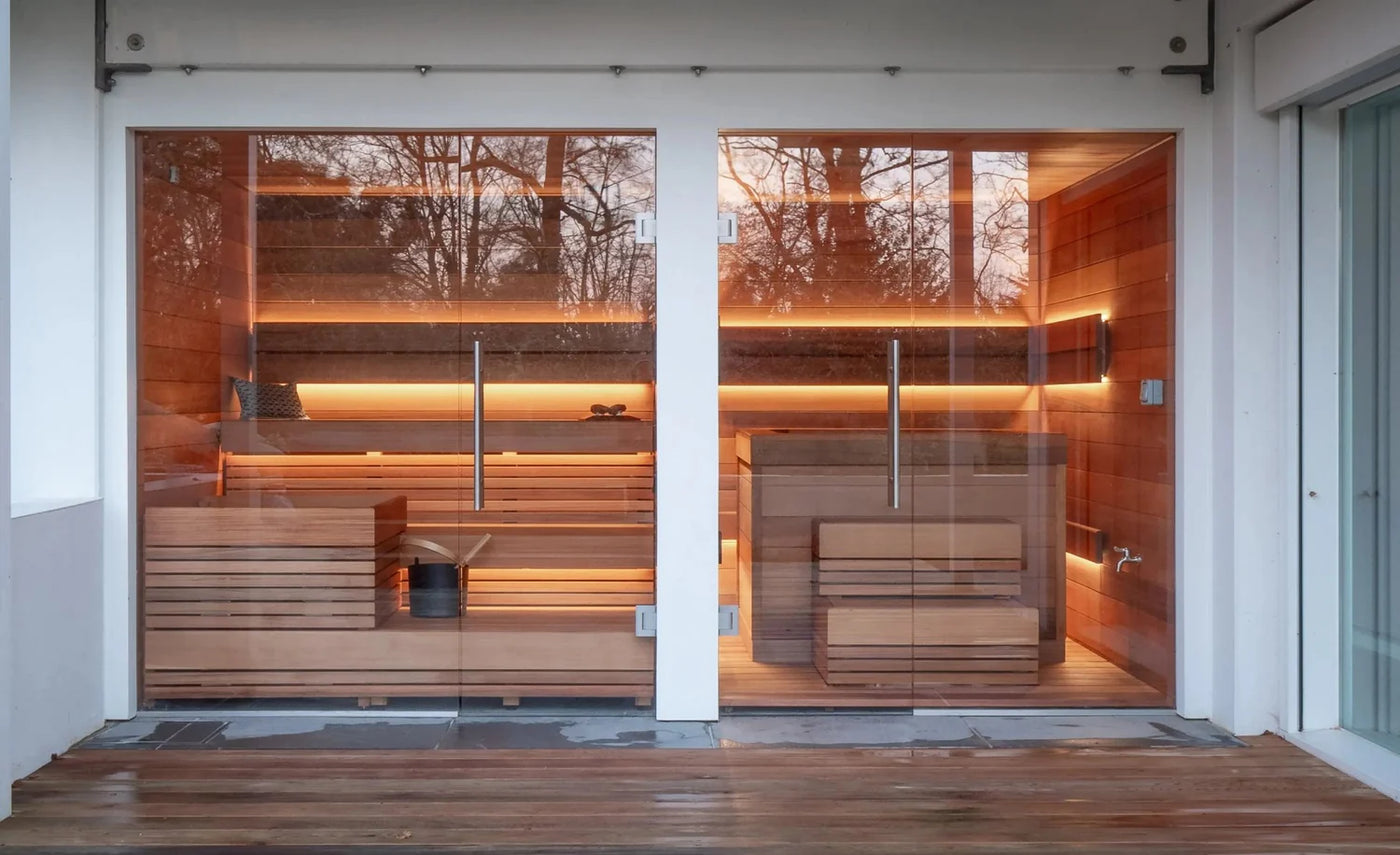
(138, 134, 253, 505)
(1038, 141, 1175, 697)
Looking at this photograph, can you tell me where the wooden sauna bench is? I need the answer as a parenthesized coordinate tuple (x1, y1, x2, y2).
(144, 607, 653, 703)
(735, 429, 1067, 665)
(145, 452, 658, 703)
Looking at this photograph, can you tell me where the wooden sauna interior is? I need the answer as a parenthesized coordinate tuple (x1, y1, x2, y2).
(136, 129, 1177, 710)
(716, 133, 1177, 707)
(137, 131, 659, 705)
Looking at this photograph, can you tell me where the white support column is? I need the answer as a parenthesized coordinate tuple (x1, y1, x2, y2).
(1299, 108, 1344, 731)
(653, 120, 720, 721)
(1, 0, 14, 819)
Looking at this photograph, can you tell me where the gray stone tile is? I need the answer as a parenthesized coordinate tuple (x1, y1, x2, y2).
(967, 714, 1244, 748)
(81, 719, 190, 747)
(206, 717, 452, 750)
(439, 717, 712, 748)
(156, 720, 229, 747)
(714, 714, 986, 748)
(454, 699, 656, 718)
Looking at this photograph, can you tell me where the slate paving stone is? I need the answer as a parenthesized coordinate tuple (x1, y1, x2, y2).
(78, 712, 1240, 751)
(159, 720, 228, 746)
(966, 714, 1245, 748)
(81, 719, 191, 747)
(204, 717, 452, 750)
(439, 718, 713, 749)
(714, 714, 987, 748)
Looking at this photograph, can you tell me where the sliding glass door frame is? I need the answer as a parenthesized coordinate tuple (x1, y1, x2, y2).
(1294, 77, 1400, 798)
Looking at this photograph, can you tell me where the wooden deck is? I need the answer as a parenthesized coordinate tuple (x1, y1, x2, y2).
(721, 636, 1166, 708)
(2, 737, 1398, 852)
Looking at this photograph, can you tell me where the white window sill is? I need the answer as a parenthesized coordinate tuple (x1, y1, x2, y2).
(1285, 728, 1400, 802)
(10, 497, 101, 519)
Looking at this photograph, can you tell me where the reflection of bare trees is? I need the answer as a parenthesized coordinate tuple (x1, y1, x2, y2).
(143, 135, 225, 292)
(971, 151, 1030, 309)
(255, 133, 656, 322)
(719, 137, 1029, 315)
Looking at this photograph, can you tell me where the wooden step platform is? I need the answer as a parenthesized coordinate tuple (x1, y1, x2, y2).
(813, 598, 1040, 687)
(810, 519, 1039, 689)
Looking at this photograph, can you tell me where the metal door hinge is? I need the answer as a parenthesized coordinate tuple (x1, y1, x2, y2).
(718, 212, 738, 244)
(718, 605, 740, 636)
(634, 604, 742, 637)
(635, 605, 657, 636)
(634, 212, 657, 244)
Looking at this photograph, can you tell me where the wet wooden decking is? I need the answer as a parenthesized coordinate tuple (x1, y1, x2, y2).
(1, 736, 1398, 853)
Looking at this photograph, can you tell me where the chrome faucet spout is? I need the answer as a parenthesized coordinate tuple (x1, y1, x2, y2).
(1112, 546, 1143, 574)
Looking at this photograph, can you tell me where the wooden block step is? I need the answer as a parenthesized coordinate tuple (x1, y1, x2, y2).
(814, 520, 1022, 561)
(144, 497, 407, 631)
(813, 598, 1040, 647)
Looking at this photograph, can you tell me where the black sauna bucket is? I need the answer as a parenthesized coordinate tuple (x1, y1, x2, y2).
(407, 559, 461, 618)
(401, 535, 492, 619)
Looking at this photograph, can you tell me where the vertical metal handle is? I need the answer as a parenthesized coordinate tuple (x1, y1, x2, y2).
(887, 338, 901, 509)
(473, 339, 484, 511)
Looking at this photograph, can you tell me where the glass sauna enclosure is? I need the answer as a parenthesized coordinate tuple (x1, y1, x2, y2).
(718, 132, 1178, 708)
(137, 131, 657, 709)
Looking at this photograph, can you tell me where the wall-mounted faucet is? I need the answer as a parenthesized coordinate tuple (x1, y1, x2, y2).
(1112, 546, 1142, 573)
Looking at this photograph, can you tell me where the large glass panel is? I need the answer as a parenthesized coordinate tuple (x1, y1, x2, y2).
(1342, 92, 1400, 753)
(718, 134, 916, 707)
(137, 130, 656, 712)
(719, 131, 1177, 709)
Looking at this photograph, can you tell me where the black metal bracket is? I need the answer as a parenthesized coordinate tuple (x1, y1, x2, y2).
(95, 0, 151, 92)
(1161, 0, 1215, 95)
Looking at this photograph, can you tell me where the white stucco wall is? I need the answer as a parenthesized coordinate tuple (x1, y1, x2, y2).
(5, 1, 107, 816)
(9, 0, 101, 505)
(8, 502, 105, 784)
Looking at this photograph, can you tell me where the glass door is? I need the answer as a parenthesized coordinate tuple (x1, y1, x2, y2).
(908, 133, 1177, 709)
(1341, 91, 1400, 752)
(135, 129, 655, 713)
(715, 130, 1178, 711)
(455, 132, 657, 711)
(907, 140, 1046, 707)
(718, 133, 916, 707)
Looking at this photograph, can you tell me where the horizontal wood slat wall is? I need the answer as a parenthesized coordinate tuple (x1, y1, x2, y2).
(1040, 140, 1175, 698)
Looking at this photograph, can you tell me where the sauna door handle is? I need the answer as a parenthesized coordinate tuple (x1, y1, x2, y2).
(887, 338, 901, 509)
(473, 339, 485, 511)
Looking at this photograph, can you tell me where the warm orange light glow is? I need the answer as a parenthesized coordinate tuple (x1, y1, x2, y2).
(1066, 554, 1107, 576)
(719, 384, 1036, 412)
(256, 301, 648, 324)
(1044, 307, 1110, 324)
(720, 306, 1035, 328)
(229, 452, 655, 467)
(295, 383, 654, 418)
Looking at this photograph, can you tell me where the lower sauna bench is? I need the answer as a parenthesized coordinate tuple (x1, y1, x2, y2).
(144, 609, 655, 704)
(142, 495, 655, 704)
(813, 599, 1041, 688)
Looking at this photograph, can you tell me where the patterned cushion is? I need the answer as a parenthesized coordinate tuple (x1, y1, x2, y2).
(231, 378, 309, 420)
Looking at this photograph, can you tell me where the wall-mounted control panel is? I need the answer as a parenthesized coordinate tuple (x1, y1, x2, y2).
(1140, 378, 1164, 407)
